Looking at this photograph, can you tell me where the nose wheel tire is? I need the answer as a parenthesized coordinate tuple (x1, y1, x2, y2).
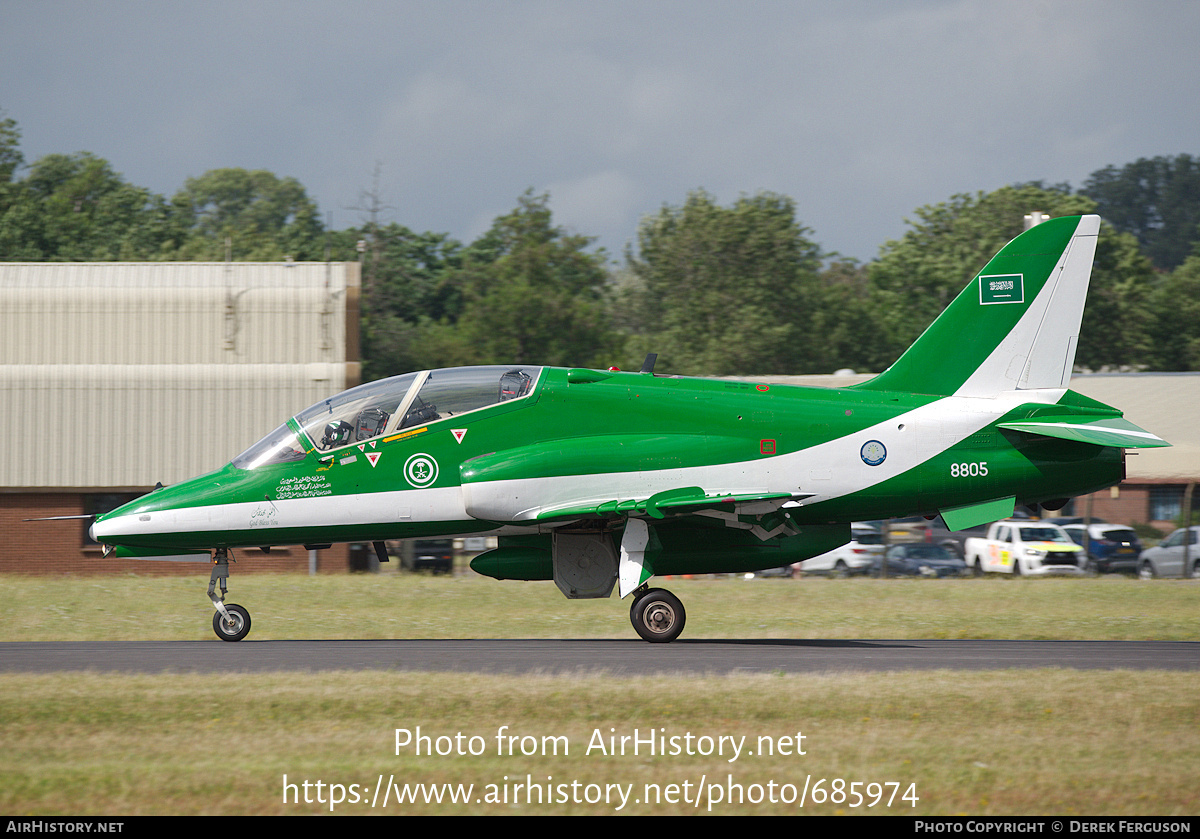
(212, 604, 252, 642)
(629, 588, 686, 643)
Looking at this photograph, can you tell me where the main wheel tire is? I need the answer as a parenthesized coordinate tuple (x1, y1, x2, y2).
(213, 603, 252, 642)
(834, 560, 849, 578)
(629, 588, 686, 643)
(1139, 561, 1156, 580)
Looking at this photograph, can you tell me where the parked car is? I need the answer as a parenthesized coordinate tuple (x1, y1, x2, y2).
(403, 538, 455, 574)
(963, 520, 1085, 576)
(920, 520, 990, 558)
(872, 543, 967, 577)
(1045, 516, 1109, 526)
(1137, 526, 1200, 579)
(1060, 523, 1143, 574)
(794, 524, 883, 576)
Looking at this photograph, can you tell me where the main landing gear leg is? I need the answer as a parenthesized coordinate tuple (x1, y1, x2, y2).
(628, 585, 686, 643)
(208, 548, 252, 642)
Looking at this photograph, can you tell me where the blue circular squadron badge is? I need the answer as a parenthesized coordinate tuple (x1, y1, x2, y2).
(860, 440, 887, 466)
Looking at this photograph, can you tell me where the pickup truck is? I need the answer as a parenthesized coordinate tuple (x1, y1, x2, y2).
(963, 521, 1085, 576)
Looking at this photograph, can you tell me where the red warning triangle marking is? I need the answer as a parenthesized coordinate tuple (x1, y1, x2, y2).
(451, 429, 467, 444)
(366, 452, 382, 468)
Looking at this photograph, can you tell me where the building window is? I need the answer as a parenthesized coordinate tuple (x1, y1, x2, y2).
(1148, 486, 1184, 522)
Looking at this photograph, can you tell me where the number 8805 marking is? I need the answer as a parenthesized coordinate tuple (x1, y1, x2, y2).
(950, 461, 988, 477)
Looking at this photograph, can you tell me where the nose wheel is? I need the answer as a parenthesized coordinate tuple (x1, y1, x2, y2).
(629, 587, 686, 643)
(212, 603, 252, 641)
(208, 548, 252, 641)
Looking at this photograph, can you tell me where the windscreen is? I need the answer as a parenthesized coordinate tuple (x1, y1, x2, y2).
(294, 372, 420, 452)
(231, 423, 309, 470)
(1020, 527, 1071, 543)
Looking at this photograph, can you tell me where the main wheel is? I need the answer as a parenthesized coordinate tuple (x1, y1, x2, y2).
(629, 588, 686, 643)
(213, 603, 252, 642)
(1139, 560, 1157, 580)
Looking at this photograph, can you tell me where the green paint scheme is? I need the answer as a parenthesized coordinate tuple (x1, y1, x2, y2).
(88, 215, 1169, 642)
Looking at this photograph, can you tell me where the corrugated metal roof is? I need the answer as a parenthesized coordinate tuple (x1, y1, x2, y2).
(0, 364, 348, 487)
(1, 262, 355, 365)
(1, 263, 359, 488)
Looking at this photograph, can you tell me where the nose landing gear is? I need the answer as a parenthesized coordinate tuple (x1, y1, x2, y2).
(208, 548, 252, 641)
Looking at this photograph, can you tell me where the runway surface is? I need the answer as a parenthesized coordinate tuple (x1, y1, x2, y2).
(2, 639, 1196, 675)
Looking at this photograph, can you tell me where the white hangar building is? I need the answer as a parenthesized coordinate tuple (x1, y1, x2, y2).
(1, 261, 360, 574)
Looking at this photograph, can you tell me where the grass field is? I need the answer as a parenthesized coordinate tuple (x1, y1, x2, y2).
(8, 569, 1200, 641)
(3, 571, 1198, 816)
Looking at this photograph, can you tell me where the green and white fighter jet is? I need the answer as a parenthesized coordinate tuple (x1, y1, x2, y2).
(91, 215, 1167, 642)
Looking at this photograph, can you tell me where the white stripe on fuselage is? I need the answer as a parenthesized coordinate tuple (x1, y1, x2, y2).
(93, 486, 471, 543)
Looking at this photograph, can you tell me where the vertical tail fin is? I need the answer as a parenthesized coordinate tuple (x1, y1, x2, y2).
(857, 214, 1100, 397)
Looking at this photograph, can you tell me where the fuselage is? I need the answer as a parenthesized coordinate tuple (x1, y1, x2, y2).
(91, 364, 1125, 556)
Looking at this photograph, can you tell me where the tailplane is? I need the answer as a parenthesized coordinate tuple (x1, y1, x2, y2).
(857, 215, 1100, 397)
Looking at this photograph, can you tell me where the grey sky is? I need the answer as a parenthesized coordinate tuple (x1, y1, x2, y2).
(3, 0, 1198, 262)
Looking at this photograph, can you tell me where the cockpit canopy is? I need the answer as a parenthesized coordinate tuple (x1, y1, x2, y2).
(232, 365, 541, 470)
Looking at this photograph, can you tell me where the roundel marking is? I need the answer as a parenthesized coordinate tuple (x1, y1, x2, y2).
(860, 440, 887, 466)
(404, 453, 439, 487)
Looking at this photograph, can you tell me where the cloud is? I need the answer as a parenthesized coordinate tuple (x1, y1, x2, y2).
(2, 0, 1197, 261)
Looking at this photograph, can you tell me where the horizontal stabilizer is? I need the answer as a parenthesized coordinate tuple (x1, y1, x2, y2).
(997, 416, 1169, 448)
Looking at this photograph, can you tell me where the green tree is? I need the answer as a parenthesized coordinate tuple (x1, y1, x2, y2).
(1077, 225, 1156, 370)
(807, 259, 895, 374)
(1145, 255, 1200, 370)
(0, 112, 23, 191)
(625, 190, 822, 375)
(358, 224, 464, 379)
(421, 191, 621, 369)
(0, 151, 171, 260)
(1081, 155, 1200, 272)
(171, 168, 324, 261)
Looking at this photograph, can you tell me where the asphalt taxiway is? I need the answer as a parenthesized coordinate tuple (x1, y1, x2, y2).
(1, 639, 1196, 675)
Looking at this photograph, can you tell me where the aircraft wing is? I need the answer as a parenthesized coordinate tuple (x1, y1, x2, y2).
(997, 415, 1169, 448)
(533, 487, 812, 523)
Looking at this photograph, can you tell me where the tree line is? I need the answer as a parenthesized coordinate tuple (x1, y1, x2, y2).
(3, 113, 1199, 378)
